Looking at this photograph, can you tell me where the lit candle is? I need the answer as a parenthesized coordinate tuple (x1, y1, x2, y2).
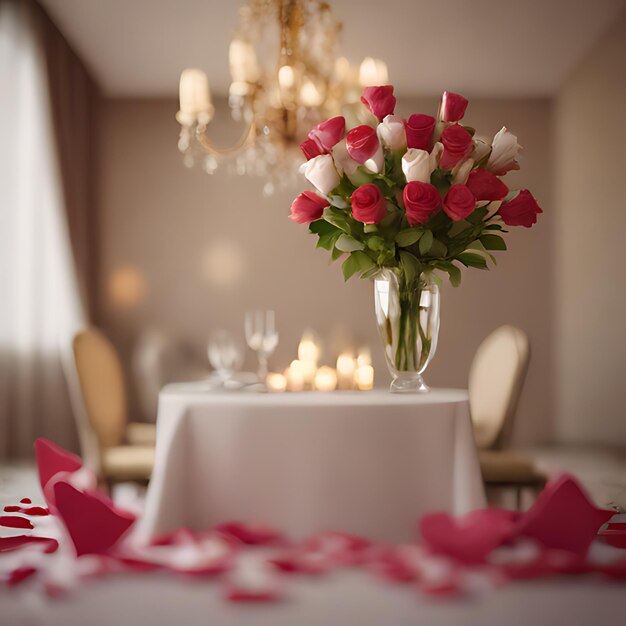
(357, 347, 372, 367)
(315, 366, 338, 392)
(278, 65, 295, 90)
(266, 372, 287, 393)
(355, 365, 374, 391)
(298, 331, 320, 363)
(359, 57, 388, 87)
(179, 69, 212, 122)
(336, 353, 356, 390)
(285, 360, 305, 392)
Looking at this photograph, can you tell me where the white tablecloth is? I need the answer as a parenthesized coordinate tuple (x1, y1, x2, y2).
(137, 387, 486, 543)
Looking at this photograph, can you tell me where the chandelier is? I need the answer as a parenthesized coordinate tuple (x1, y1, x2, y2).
(176, 0, 388, 195)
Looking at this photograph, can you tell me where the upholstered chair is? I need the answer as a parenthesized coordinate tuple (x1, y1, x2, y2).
(469, 325, 546, 508)
(67, 328, 155, 485)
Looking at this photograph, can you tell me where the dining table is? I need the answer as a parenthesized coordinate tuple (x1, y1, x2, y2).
(136, 385, 486, 543)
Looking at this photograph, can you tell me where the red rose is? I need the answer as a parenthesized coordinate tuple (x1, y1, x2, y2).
(404, 114, 435, 151)
(439, 91, 469, 123)
(308, 116, 346, 153)
(346, 125, 380, 164)
(498, 189, 542, 227)
(361, 86, 396, 121)
(443, 184, 476, 221)
(289, 191, 330, 224)
(439, 124, 473, 170)
(466, 168, 509, 201)
(299, 138, 324, 161)
(403, 181, 441, 226)
(351, 184, 387, 224)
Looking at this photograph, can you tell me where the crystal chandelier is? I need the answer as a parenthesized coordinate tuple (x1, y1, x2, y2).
(176, 0, 388, 195)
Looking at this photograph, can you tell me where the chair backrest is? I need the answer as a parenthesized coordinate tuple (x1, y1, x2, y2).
(469, 325, 530, 450)
(71, 328, 127, 449)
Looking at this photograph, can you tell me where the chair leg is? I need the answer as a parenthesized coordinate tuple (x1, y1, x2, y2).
(516, 487, 524, 511)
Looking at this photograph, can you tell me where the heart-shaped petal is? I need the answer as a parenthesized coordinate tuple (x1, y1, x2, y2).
(53, 482, 135, 556)
(34, 438, 82, 490)
(516, 474, 614, 556)
(420, 509, 518, 565)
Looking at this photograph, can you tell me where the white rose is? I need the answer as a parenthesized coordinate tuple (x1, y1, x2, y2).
(486, 127, 521, 175)
(452, 158, 474, 184)
(363, 144, 384, 175)
(299, 154, 341, 195)
(429, 142, 443, 171)
(331, 139, 359, 177)
(377, 115, 406, 151)
(402, 148, 434, 183)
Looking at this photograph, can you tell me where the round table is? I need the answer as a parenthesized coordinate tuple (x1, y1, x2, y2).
(137, 386, 486, 543)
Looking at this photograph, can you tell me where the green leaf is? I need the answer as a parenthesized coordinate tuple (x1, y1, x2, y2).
(309, 219, 336, 236)
(323, 206, 351, 232)
(360, 266, 380, 280)
(395, 228, 423, 247)
(479, 234, 507, 251)
(366, 235, 386, 252)
(466, 206, 489, 225)
(335, 234, 365, 252)
(435, 261, 462, 287)
(418, 230, 434, 255)
(342, 251, 376, 281)
(331, 247, 344, 261)
(317, 229, 341, 251)
(399, 251, 421, 285)
(364, 224, 379, 233)
(447, 219, 472, 238)
(427, 238, 448, 258)
(457, 252, 489, 269)
(328, 195, 348, 209)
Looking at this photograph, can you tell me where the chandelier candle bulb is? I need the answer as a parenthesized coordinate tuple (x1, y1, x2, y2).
(359, 57, 388, 87)
(314, 366, 338, 392)
(336, 353, 357, 390)
(355, 365, 374, 391)
(266, 372, 287, 393)
(178, 69, 212, 119)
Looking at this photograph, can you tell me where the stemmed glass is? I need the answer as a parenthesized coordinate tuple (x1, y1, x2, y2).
(245, 310, 279, 382)
(208, 330, 244, 385)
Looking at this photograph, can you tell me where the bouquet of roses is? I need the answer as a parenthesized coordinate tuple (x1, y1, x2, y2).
(289, 85, 542, 288)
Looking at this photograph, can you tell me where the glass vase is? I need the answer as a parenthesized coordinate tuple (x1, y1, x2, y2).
(374, 269, 440, 393)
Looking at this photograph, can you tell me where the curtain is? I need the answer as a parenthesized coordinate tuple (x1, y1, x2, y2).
(0, 0, 97, 458)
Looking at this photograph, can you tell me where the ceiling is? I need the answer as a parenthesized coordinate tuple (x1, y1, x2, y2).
(41, 0, 626, 98)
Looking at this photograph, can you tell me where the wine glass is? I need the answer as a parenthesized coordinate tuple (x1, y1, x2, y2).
(207, 330, 244, 384)
(244, 310, 279, 382)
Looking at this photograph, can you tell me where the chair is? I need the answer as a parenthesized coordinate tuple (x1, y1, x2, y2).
(469, 325, 546, 508)
(67, 327, 156, 485)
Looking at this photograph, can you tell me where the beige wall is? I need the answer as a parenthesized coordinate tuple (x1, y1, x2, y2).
(97, 96, 554, 446)
(555, 13, 626, 444)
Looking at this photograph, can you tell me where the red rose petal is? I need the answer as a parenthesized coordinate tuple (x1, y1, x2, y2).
(20, 498, 32, 504)
(7, 566, 38, 586)
(0, 535, 59, 553)
(0, 515, 34, 529)
(34, 438, 83, 491)
(53, 481, 135, 556)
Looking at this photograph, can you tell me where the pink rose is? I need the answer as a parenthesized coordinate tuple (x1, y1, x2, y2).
(443, 184, 476, 221)
(346, 125, 384, 173)
(404, 114, 435, 151)
(361, 86, 396, 121)
(498, 189, 542, 227)
(351, 184, 387, 224)
(466, 168, 509, 201)
(439, 91, 469, 123)
(300, 138, 324, 161)
(403, 182, 441, 226)
(308, 116, 346, 153)
(439, 124, 473, 171)
(289, 191, 330, 224)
